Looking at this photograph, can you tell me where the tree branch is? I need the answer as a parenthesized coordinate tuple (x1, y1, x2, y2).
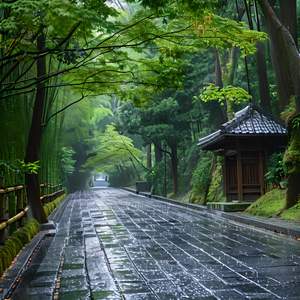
(43, 93, 86, 126)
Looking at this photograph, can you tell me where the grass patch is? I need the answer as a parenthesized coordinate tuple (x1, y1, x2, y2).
(245, 188, 300, 222)
(245, 189, 286, 217)
(281, 202, 300, 221)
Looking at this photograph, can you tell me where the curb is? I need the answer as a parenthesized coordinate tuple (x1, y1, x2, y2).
(122, 187, 207, 212)
(0, 195, 69, 300)
(49, 193, 69, 222)
(0, 230, 52, 300)
(122, 187, 300, 239)
(219, 213, 300, 239)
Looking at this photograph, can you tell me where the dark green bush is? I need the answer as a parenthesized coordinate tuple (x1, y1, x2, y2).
(190, 152, 213, 203)
(265, 152, 286, 188)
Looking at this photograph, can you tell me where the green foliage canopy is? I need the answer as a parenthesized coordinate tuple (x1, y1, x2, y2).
(197, 83, 252, 106)
(84, 125, 142, 172)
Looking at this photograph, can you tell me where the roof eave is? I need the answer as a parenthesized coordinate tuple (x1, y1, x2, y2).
(198, 134, 225, 150)
(198, 132, 288, 151)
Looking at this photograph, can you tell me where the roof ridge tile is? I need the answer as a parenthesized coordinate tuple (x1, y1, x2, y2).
(198, 105, 287, 148)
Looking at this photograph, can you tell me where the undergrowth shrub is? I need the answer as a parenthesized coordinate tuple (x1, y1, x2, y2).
(265, 152, 286, 188)
(190, 152, 213, 204)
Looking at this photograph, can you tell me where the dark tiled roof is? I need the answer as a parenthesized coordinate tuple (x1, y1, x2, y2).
(198, 104, 287, 148)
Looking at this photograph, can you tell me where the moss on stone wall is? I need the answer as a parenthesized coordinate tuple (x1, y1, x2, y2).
(245, 188, 300, 221)
(206, 158, 226, 203)
(190, 155, 226, 204)
(281, 202, 300, 221)
(43, 194, 65, 217)
(245, 189, 286, 217)
(0, 219, 39, 276)
(284, 115, 300, 175)
(0, 194, 65, 277)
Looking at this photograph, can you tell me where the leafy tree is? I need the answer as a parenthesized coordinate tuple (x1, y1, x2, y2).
(258, 0, 300, 209)
(197, 84, 251, 118)
(1, 0, 206, 221)
(1, 0, 298, 222)
(84, 125, 143, 183)
(118, 94, 193, 195)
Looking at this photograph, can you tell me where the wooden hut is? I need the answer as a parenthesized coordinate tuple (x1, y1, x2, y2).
(198, 105, 287, 203)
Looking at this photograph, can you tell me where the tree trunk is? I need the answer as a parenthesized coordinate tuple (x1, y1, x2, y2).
(261, 0, 295, 110)
(286, 171, 300, 208)
(154, 142, 163, 163)
(227, 47, 240, 86)
(213, 49, 227, 124)
(258, 0, 300, 208)
(256, 42, 272, 111)
(215, 49, 223, 88)
(245, 0, 271, 111)
(169, 143, 178, 195)
(279, 0, 298, 48)
(24, 32, 47, 224)
(226, 47, 240, 119)
(146, 144, 152, 169)
(259, 0, 300, 109)
(285, 116, 300, 209)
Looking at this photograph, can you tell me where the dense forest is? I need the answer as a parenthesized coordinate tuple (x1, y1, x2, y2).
(0, 0, 300, 224)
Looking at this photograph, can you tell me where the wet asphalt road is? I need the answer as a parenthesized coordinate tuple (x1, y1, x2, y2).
(13, 188, 300, 300)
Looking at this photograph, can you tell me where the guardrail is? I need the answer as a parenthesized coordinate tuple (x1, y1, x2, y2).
(0, 183, 64, 243)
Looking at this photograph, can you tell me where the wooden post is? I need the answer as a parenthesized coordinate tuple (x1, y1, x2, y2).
(0, 193, 5, 244)
(16, 188, 24, 227)
(258, 151, 265, 196)
(223, 156, 228, 202)
(8, 192, 17, 234)
(237, 151, 243, 202)
(0, 178, 4, 242)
